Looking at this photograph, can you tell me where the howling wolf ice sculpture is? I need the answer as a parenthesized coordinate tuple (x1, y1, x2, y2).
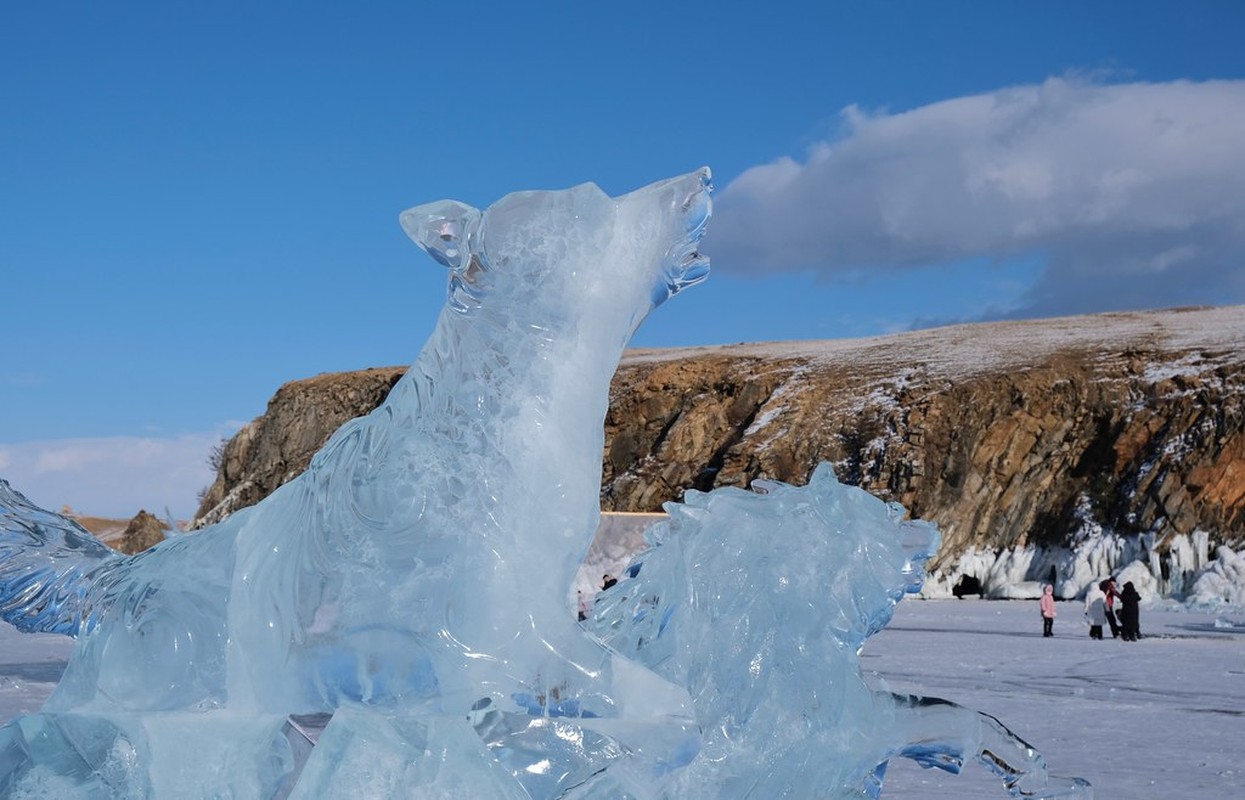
(0, 168, 1088, 797)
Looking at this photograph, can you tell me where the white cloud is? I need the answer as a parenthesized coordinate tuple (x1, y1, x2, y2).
(34, 444, 113, 473)
(0, 429, 235, 520)
(708, 77, 1245, 321)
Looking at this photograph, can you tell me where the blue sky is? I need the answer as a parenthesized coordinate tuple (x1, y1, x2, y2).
(3, 2, 1244, 518)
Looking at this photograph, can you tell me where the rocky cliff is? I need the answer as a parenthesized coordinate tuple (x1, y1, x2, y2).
(193, 367, 406, 528)
(192, 306, 1245, 569)
(116, 510, 171, 555)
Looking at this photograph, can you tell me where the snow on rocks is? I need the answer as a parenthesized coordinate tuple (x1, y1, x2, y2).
(1187, 545, 1245, 606)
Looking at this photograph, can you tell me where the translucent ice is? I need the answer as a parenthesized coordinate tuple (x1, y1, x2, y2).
(0, 168, 1088, 797)
(588, 467, 1091, 797)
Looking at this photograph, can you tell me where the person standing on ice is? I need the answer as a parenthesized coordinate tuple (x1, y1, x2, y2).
(1039, 584, 1057, 637)
(1101, 577, 1122, 638)
(1084, 583, 1108, 640)
(1119, 581, 1142, 641)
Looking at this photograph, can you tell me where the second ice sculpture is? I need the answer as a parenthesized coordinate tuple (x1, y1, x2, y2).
(588, 467, 1090, 797)
(0, 169, 1089, 797)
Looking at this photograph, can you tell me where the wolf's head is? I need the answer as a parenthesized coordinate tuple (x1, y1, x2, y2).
(399, 168, 711, 342)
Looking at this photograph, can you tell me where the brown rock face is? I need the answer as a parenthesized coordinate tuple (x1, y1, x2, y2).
(193, 367, 406, 527)
(118, 510, 169, 555)
(191, 307, 1245, 567)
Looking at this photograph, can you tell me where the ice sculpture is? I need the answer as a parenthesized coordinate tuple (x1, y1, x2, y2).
(0, 168, 1089, 797)
(588, 466, 1091, 797)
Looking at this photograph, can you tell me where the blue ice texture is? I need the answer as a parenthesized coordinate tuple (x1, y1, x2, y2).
(0, 169, 1091, 797)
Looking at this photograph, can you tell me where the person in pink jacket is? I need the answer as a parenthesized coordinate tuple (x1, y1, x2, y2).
(1039, 584, 1057, 637)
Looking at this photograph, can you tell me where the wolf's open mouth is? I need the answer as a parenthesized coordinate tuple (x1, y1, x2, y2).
(658, 170, 713, 304)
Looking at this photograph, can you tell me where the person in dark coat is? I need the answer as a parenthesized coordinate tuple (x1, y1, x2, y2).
(1119, 581, 1142, 641)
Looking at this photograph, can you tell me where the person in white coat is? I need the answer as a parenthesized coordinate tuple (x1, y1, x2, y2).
(1084, 583, 1108, 640)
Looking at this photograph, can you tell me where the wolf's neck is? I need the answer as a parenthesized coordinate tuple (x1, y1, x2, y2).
(386, 299, 631, 517)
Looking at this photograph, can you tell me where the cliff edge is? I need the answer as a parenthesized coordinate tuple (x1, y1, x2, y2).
(193, 306, 1245, 569)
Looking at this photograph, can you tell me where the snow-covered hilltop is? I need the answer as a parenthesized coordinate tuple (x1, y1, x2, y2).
(608, 305, 1245, 604)
(195, 305, 1245, 605)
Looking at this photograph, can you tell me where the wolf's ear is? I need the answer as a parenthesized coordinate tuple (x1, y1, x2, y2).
(399, 200, 482, 270)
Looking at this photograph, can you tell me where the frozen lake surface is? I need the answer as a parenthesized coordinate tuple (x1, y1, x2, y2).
(864, 599, 1245, 798)
(2, 598, 1242, 798)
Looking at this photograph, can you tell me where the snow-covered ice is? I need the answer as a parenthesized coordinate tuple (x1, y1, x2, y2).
(0, 626, 73, 724)
(864, 599, 1245, 799)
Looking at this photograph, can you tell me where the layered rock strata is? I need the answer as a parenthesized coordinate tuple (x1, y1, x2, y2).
(193, 307, 1245, 569)
(193, 367, 405, 528)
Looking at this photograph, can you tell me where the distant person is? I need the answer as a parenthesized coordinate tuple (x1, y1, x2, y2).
(1100, 577, 1122, 638)
(952, 574, 982, 598)
(1119, 581, 1142, 641)
(577, 590, 589, 622)
(1039, 584, 1057, 637)
(602, 573, 617, 591)
(1084, 583, 1108, 640)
